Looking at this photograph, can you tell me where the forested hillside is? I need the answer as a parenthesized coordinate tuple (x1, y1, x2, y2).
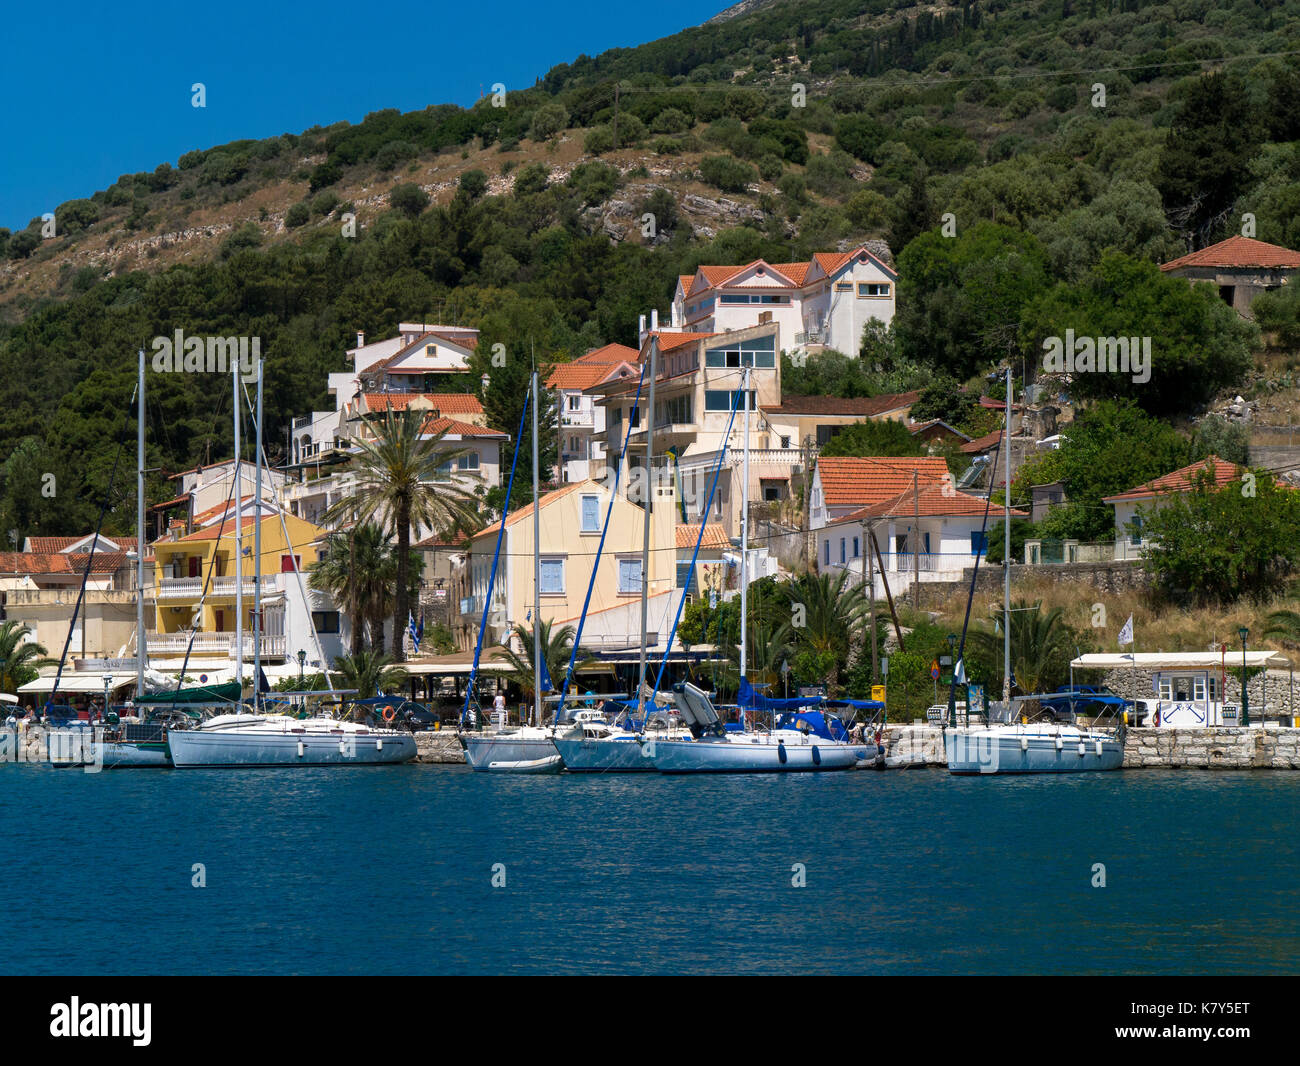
(2, 0, 1300, 539)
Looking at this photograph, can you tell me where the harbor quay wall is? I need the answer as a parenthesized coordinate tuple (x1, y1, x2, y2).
(415, 731, 465, 764)
(1122, 726, 1300, 769)
(876, 724, 1300, 769)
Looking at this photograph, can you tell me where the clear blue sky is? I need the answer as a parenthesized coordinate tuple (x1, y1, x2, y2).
(0, 1, 723, 230)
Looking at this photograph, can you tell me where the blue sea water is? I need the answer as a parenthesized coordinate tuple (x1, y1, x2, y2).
(1, 763, 1296, 975)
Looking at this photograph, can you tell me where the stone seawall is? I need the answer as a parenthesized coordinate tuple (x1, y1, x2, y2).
(876, 723, 1300, 769)
(415, 731, 466, 764)
(1122, 726, 1300, 769)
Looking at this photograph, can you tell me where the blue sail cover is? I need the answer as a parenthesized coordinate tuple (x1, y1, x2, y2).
(737, 676, 824, 712)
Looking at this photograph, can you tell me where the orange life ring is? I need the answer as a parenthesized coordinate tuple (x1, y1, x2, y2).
(383, 706, 396, 722)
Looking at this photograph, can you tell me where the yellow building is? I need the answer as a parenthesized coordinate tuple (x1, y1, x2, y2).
(465, 479, 678, 653)
(149, 511, 327, 663)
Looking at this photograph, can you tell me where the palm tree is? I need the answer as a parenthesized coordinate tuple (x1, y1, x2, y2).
(332, 650, 408, 700)
(492, 619, 589, 711)
(1263, 607, 1300, 647)
(324, 411, 479, 662)
(0, 620, 55, 694)
(779, 571, 868, 691)
(310, 524, 419, 655)
(967, 599, 1076, 701)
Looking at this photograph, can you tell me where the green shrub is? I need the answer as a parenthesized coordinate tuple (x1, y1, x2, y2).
(285, 202, 310, 228)
(699, 155, 756, 193)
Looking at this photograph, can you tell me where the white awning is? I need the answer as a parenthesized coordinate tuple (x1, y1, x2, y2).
(18, 672, 140, 694)
(1071, 651, 1291, 671)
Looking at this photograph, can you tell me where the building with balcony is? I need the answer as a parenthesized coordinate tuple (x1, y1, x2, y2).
(815, 473, 1028, 598)
(594, 324, 797, 538)
(545, 343, 639, 483)
(0, 546, 144, 662)
(150, 459, 288, 539)
(462, 479, 678, 654)
(326, 324, 479, 414)
(148, 512, 343, 672)
(667, 245, 896, 355)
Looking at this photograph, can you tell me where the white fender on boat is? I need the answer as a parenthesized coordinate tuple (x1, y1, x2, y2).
(1020, 736, 1029, 751)
(297, 740, 305, 757)
(1078, 741, 1086, 756)
(1055, 735, 1063, 751)
(376, 738, 383, 750)
(1095, 739, 1103, 756)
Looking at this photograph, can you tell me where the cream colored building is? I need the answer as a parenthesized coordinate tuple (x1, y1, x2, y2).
(464, 479, 677, 653)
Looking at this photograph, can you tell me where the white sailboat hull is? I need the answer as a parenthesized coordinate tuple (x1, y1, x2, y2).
(462, 733, 558, 771)
(945, 725, 1123, 774)
(168, 720, 416, 768)
(648, 733, 874, 774)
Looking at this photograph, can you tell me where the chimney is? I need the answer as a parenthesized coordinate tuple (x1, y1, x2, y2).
(638, 314, 646, 345)
(650, 308, 659, 332)
(356, 330, 365, 348)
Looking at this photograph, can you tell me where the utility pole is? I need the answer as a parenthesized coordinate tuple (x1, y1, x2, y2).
(864, 516, 878, 681)
(912, 470, 920, 609)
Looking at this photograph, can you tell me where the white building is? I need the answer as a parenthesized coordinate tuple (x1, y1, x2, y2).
(666, 245, 896, 354)
(545, 343, 640, 482)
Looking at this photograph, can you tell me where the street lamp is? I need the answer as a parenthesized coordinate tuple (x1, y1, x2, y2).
(297, 649, 307, 687)
(946, 632, 958, 728)
(102, 675, 113, 723)
(1238, 626, 1249, 727)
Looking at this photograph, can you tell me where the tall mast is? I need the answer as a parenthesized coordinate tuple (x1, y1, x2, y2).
(531, 370, 542, 729)
(1003, 365, 1012, 706)
(636, 337, 658, 719)
(254, 359, 263, 710)
(740, 365, 750, 682)
(233, 361, 244, 693)
(136, 347, 146, 702)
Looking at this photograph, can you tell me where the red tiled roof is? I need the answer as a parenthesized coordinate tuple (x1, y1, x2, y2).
(192, 496, 255, 525)
(546, 361, 632, 391)
(474, 482, 588, 538)
(575, 343, 639, 365)
(174, 517, 261, 541)
(762, 391, 920, 418)
(1101, 456, 1245, 503)
(26, 535, 137, 553)
(812, 251, 853, 276)
(0, 553, 74, 575)
(413, 532, 470, 549)
(420, 416, 506, 438)
(653, 331, 717, 353)
(961, 430, 1004, 454)
(362, 392, 483, 415)
(66, 552, 132, 573)
(1161, 235, 1300, 272)
(676, 274, 694, 294)
(676, 523, 731, 550)
(815, 456, 951, 508)
(837, 481, 1027, 522)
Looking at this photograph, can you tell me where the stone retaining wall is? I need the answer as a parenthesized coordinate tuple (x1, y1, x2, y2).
(1122, 726, 1300, 769)
(415, 731, 465, 764)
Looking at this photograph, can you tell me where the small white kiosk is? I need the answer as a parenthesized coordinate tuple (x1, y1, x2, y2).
(1070, 651, 1292, 727)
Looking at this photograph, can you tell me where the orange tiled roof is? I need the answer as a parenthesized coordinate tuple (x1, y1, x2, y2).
(837, 481, 1028, 522)
(66, 551, 132, 572)
(675, 523, 731, 550)
(0, 553, 75, 575)
(815, 456, 951, 508)
(1101, 456, 1246, 503)
(546, 361, 630, 391)
(420, 415, 507, 438)
(1161, 235, 1300, 272)
(474, 482, 588, 538)
(653, 331, 717, 353)
(26, 535, 137, 553)
(174, 517, 262, 541)
(362, 392, 483, 415)
(961, 430, 1005, 455)
(575, 343, 639, 365)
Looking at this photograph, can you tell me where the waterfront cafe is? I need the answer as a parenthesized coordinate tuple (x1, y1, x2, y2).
(1070, 651, 1294, 727)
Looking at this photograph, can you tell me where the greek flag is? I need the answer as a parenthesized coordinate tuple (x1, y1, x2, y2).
(407, 610, 421, 655)
(1118, 614, 1134, 647)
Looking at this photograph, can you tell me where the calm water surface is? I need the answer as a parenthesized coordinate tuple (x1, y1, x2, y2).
(2, 764, 1296, 974)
